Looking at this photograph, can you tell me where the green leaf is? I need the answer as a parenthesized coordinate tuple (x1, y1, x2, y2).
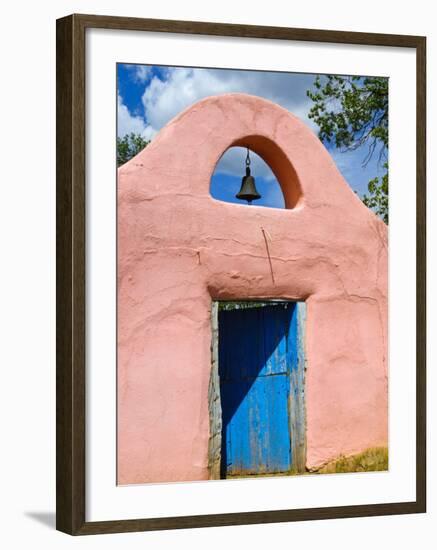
(117, 133, 150, 166)
(306, 75, 388, 223)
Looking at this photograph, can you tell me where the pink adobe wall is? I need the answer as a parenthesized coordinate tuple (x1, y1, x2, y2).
(117, 93, 388, 484)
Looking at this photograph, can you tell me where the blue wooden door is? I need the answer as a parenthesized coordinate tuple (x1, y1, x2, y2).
(219, 303, 302, 476)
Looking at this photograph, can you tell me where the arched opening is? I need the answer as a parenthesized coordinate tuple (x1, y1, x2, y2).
(210, 136, 302, 209)
(211, 147, 285, 208)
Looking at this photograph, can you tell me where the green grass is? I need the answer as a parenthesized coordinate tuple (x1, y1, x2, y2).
(223, 447, 388, 479)
(315, 447, 388, 474)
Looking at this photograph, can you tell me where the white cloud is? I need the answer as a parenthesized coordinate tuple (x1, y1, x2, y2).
(215, 147, 277, 182)
(136, 66, 320, 176)
(122, 64, 153, 83)
(141, 67, 319, 137)
(117, 95, 146, 137)
(117, 65, 377, 198)
(133, 65, 152, 83)
(118, 67, 322, 178)
(141, 125, 158, 141)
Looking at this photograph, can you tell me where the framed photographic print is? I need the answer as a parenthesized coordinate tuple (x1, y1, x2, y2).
(56, 13, 426, 535)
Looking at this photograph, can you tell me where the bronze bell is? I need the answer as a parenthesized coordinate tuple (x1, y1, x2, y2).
(236, 149, 261, 204)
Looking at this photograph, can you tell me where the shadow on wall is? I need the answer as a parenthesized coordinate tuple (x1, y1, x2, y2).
(24, 511, 56, 529)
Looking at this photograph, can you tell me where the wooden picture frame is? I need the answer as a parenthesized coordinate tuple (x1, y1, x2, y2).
(56, 13, 426, 535)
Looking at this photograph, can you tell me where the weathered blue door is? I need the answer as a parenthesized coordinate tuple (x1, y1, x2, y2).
(218, 303, 305, 477)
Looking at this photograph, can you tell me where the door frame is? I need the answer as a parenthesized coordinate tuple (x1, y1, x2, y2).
(208, 299, 307, 479)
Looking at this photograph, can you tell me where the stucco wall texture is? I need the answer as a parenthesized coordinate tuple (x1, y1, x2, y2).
(117, 93, 388, 485)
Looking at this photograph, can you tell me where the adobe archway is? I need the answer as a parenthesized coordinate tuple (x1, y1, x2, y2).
(211, 135, 302, 208)
(117, 93, 388, 484)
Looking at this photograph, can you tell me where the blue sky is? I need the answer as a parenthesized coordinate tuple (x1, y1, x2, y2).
(117, 64, 386, 208)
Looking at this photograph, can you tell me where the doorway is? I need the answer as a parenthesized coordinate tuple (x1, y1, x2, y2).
(209, 301, 307, 479)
